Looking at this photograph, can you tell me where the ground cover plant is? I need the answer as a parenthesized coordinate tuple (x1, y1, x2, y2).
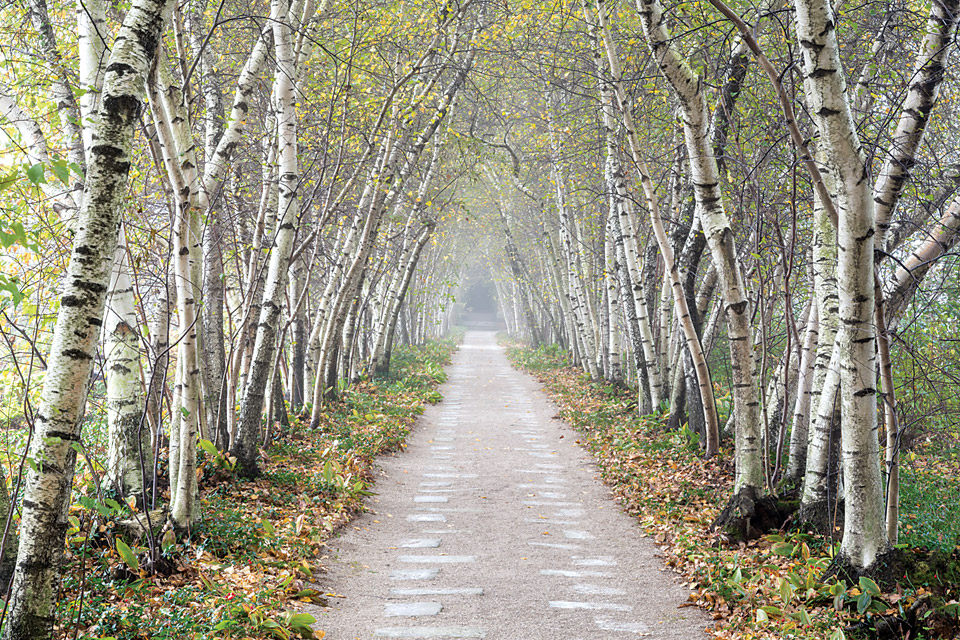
(10, 337, 458, 640)
(505, 339, 960, 640)
(4, 0, 960, 634)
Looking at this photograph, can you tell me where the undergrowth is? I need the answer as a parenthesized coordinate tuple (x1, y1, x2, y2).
(48, 336, 459, 640)
(505, 340, 960, 640)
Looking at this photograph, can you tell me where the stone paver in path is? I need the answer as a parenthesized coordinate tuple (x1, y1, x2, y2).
(310, 330, 709, 639)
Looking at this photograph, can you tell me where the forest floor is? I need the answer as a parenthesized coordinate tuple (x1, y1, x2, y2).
(504, 340, 960, 640)
(10, 332, 958, 639)
(309, 329, 707, 639)
(38, 337, 458, 640)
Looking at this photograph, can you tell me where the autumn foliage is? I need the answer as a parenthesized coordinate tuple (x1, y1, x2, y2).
(506, 341, 960, 640)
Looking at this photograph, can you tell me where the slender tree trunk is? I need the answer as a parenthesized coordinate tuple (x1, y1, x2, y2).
(2, 0, 171, 635)
(290, 260, 307, 410)
(635, 0, 759, 479)
(786, 302, 819, 482)
(104, 228, 150, 500)
(233, 0, 302, 478)
(593, 0, 720, 454)
(794, 0, 887, 570)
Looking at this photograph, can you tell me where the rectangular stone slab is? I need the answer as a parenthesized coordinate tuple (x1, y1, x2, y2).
(390, 568, 440, 580)
(384, 602, 443, 617)
(398, 555, 476, 563)
(374, 627, 486, 638)
(389, 587, 484, 597)
(399, 539, 442, 548)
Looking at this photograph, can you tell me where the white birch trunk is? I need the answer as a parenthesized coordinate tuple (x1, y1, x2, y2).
(794, 0, 887, 569)
(233, 0, 301, 477)
(603, 0, 725, 457)
(786, 301, 819, 481)
(104, 227, 150, 500)
(3, 0, 172, 635)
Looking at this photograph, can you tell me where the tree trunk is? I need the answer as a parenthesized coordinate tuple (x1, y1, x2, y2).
(794, 0, 888, 570)
(104, 228, 151, 501)
(234, 0, 302, 478)
(786, 302, 819, 482)
(2, 0, 171, 636)
(593, 0, 720, 455)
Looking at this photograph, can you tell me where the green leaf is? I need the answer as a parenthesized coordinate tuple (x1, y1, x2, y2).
(856, 593, 872, 614)
(0, 275, 24, 304)
(116, 539, 139, 574)
(10, 221, 26, 245)
(771, 542, 795, 556)
(78, 495, 111, 517)
(198, 438, 218, 457)
(0, 171, 18, 191)
(779, 577, 793, 604)
(25, 163, 45, 184)
(49, 160, 71, 185)
(755, 608, 769, 622)
(759, 605, 782, 618)
(262, 519, 276, 536)
(858, 576, 881, 597)
(161, 529, 176, 552)
(282, 612, 316, 630)
(797, 607, 812, 625)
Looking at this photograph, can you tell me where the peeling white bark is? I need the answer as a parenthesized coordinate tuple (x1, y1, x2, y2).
(794, 0, 887, 569)
(3, 0, 172, 635)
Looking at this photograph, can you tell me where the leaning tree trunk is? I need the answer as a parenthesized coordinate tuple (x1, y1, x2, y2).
(592, 0, 720, 454)
(633, 0, 772, 536)
(233, 0, 302, 478)
(2, 0, 171, 636)
(24, 0, 86, 179)
(587, 7, 661, 406)
(374, 223, 435, 375)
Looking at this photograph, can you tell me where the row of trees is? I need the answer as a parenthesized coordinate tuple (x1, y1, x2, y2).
(467, 0, 960, 583)
(3, 0, 960, 634)
(0, 0, 479, 636)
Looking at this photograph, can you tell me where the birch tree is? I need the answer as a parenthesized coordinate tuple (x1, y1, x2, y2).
(2, 0, 172, 635)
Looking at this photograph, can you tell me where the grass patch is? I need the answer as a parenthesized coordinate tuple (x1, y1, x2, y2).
(899, 467, 960, 552)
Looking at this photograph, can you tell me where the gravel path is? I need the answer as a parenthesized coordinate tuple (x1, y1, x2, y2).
(309, 330, 709, 639)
